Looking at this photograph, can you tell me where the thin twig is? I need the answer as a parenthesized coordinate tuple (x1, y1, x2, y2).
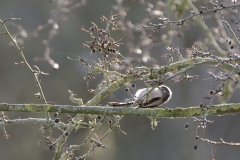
(0, 18, 47, 104)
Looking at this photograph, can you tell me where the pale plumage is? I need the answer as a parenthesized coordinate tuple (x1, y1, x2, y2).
(108, 85, 172, 108)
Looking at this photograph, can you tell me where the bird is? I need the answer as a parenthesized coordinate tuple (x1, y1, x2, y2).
(108, 85, 172, 108)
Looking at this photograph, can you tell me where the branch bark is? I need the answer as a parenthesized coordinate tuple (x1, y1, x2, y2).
(1, 103, 240, 118)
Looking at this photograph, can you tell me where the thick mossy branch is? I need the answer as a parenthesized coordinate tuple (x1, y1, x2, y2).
(1, 103, 240, 118)
(86, 57, 235, 106)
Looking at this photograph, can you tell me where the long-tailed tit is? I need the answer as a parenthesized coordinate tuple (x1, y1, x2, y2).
(108, 85, 172, 108)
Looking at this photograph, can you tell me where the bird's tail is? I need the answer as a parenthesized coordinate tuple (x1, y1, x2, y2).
(107, 101, 134, 106)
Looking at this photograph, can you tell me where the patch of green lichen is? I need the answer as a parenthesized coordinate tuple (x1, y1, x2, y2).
(25, 104, 51, 113)
(208, 103, 240, 114)
(144, 108, 156, 117)
(121, 107, 132, 116)
(12, 104, 26, 112)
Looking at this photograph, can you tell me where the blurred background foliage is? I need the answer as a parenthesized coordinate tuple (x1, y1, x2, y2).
(0, 0, 240, 160)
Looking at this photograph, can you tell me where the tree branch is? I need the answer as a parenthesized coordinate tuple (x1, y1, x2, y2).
(1, 103, 240, 118)
(85, 57, 235, 106)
